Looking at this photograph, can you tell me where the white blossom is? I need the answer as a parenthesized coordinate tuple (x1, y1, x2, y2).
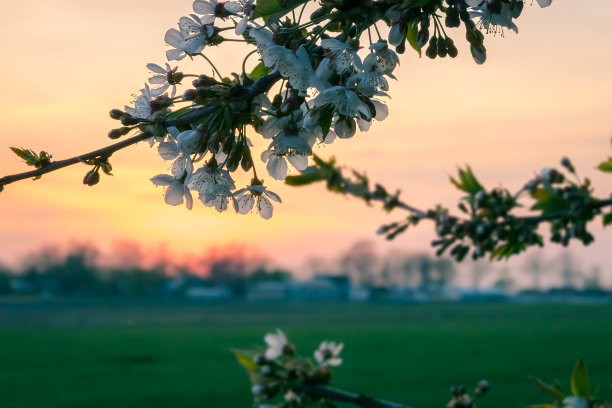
(234, 184, 282, 219)
(192, 0, 221, 25)
(261, 136, 311, 180)
(385, 6, 406, 46)
(224, 0, 255, 35)
(562, 397, 588, 408)
(321, 38, 363, 74)
(187, 164, 236, 211)
(150, 174, 193, 210)
(369, 41, 399, 76)
(179, 14, 215, 48)
(146, 63, 179, 98)
(165, 28, 203, 61)
(157, 127, 196, 178)
(125, 84, 153, 119)
(313, 86, 372, 119)
(264, 329, 288, 359)
(314, 340, 344, 367)
(466, 0, 518, 34)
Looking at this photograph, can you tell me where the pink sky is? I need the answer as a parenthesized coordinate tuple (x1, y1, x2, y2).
(0, 1, 611, 282)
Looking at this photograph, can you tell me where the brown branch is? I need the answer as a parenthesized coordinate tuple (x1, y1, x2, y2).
(301, 384, 413, 408)
(0, 132, 151, 188)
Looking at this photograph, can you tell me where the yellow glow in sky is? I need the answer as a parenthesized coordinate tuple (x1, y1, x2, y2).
(0, 1, 611, 279)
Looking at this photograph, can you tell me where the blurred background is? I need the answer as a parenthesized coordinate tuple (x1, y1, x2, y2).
(0, 0, 611, 407)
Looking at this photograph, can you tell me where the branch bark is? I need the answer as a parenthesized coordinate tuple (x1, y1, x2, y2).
(301, 384, 413, 408)
(0, 132, 151, 188)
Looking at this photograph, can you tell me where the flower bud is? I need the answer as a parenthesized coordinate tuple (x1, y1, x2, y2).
(182, 89, 197, 101)
(282, 343, 295, 356)
(437, 37, 448, 58)
(310, 6, 326, 21)
(312, 366, 332, 383)
(445, 7, 461, 27)
(475, 379, 490, 396)
(195, 74, 217, 87)
(83, 170, 100, 186)
(561, 157, 575, 173)
(108, 127, 131, 139)
(120, 115, 139, 126)
(241, 144, 253, 172)
(170, 71, 184, 85)
(417, 27, 429, 48)
(425, 37, 437, 59)
(109, 109, 125, 120)
(253, 354, 267, 365)
(149, 96, 173, 113)
(446, 38, 458, 58)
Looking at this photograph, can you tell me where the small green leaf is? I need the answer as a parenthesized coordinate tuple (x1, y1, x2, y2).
(285, 168, 326, 186)
(252, 0, 308, 19)
(530, 189, 565, 214)
(570, 359, 590, 397)
(597, 160, 612, 173)
(451, 166, 484, 195)
(405, 21, 421, 57)
(532, 377, 565, 400)
(10, 147, 38, 165)
(399, 0, 430, 9)
(250, 61, 270, 79)
(593, 384, 601, 398)
(603, 213, 612, 226)
(317, 105, 335, 140)
(233, 350, 257, 372)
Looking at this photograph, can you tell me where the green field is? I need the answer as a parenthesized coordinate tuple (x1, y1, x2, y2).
(0, 302, 611, 408)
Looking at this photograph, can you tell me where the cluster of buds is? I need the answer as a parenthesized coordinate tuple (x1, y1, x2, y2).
(235, 329, 344, 408)
(82, 157, 112, 187)
(446, 380, 490, 408)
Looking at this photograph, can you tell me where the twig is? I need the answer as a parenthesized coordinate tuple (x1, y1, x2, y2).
(301, 384, 413, 408)
(0, 132, 152, 188)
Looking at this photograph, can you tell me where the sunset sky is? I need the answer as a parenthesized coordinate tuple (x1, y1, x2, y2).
(0, 0, 611, 285)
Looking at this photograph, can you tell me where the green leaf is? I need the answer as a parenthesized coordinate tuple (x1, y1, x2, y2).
(604, 212, 612, 226)
(252, 0, 309, 19)
(317, 105, 335, 141)
(593, 384, 601, 398)
(250, 61, 270, 79)
(532, 377, 565, 400)
(450, 166, 484, 195)
(597, 160, 612, 173)
(530, 189, 565, 214)
(10, 147, 38, 165)
(399, 0, 430, 9)
(233, 350, 258, 372)
(571, 359, 590, 397)
(405, 21, 421, 57)
(285, 168, 326, 186)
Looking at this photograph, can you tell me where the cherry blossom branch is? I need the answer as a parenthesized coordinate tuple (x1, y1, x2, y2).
(300, 383, 413, 408)
(287, 155, 612, 260)
(0, 71, 284, 191)
(0, 132, 151, 188)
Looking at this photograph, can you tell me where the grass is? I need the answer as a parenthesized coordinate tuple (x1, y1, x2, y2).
(0, 302, 611, 407)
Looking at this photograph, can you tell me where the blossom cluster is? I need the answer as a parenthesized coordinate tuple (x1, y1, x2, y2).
(235, 329, 344, 408)
(106, 0, 553, 219)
